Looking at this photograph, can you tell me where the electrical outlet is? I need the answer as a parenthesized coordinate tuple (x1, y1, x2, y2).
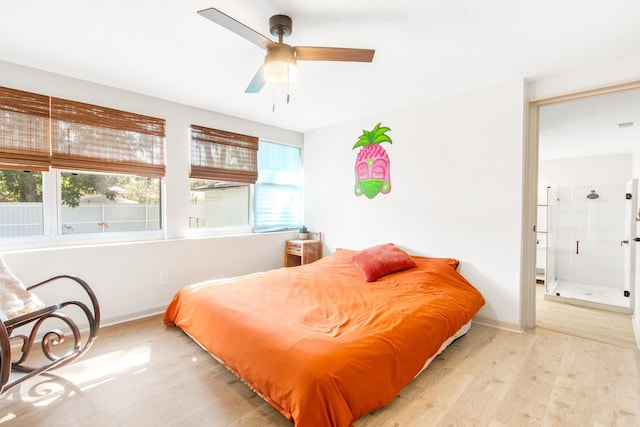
(159, 272, 169, 285)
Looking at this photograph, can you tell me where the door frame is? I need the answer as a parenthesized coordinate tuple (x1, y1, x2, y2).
(522, 79, 640, 328)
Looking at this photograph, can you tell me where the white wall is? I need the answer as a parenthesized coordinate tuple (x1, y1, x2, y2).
(304, 80, 526, 327)
(2, 233, 295, 326)
(0, 60, 302, 326)
(3, 55, 640, 338)
(538, 154, 632, 204)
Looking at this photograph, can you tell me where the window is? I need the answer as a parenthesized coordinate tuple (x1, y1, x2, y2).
(50, 97, 165, 178)
(254, 140, 302, 232)
(188, 125, 301, 232)
(0, 87, 48, 239)
(0, 87, 50, 171)
(0, 170, 43, 238)
(59, 172, 161, 234)
(51, 97, 164, 236)
(0, 169, 161, 238)
(189, 180, 249, 229)
(189, 125, 257, 231)
(0, 86, 166, 241)
(189, 125, 258, 183)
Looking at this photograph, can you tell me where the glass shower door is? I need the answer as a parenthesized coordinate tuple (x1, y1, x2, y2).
(544, 182, 633, 311)
(545, 187, 558, 294)
(623, 178, 637, 310)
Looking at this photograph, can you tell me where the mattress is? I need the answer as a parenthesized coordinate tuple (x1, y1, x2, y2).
(164, 248, 485, 426)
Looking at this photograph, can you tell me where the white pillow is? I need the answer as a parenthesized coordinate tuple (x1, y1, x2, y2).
(0, 257, 45, 321)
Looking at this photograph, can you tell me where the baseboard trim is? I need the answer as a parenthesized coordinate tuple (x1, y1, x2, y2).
(473, 315, 523, 333)
(100, 307, 166, 329)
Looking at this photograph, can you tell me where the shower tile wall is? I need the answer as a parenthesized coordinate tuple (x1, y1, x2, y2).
(555, 184, 625, 289)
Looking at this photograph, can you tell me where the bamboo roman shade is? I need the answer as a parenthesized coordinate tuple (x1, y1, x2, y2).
(190, 124, 258, 184)
(51, 98, 166, 178)
(0, 87, 51, 171)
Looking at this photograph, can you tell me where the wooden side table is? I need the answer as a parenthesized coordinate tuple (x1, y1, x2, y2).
(285, 232, 323, 267)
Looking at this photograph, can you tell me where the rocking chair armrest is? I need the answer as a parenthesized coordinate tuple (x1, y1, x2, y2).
(25, 275, 101, 336)
(3, 304, 61, 330)
(0, 321, 10, 389)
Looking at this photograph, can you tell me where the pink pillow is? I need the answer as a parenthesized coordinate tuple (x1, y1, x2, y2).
(351, 243, 417, 282)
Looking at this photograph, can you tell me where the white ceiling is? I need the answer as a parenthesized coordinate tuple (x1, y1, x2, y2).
(2, 0, 640, 136)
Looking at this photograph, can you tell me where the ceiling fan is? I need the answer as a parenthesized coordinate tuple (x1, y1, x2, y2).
(197, 8, 375, 94)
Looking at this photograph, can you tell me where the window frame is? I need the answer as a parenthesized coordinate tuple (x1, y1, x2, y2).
(0, 86, 167, 249)
(0, 85, 303, 249)
(0, 168, 165, 249)
(55, 169, 163, 239)
(187, 124, 259, 236)
(187, 138, 302, 236)
(253, 139, 303, 233)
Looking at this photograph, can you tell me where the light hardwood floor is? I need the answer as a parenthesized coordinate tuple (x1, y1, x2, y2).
(1, 314, 639, 427)
(536, 283, 638, 348)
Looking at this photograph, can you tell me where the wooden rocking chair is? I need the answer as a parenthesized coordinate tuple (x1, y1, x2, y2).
(0, 275, 100, 395)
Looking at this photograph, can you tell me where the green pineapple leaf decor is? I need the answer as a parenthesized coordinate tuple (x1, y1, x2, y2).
(353, 122, 392, 199)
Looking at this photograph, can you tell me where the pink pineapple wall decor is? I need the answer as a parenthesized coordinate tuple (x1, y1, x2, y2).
(353, 122, 392, 199)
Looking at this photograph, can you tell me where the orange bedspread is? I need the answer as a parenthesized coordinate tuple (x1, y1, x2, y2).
(164, 249, 484, 427)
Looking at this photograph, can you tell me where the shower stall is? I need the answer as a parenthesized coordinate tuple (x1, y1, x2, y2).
(543, 180, 636, 313)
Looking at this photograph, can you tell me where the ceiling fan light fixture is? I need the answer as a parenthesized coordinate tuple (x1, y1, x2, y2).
(263, 45, 297, 85)
(197, 8, 375, 93)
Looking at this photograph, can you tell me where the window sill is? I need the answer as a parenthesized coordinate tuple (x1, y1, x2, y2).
(0, 230, 166, 252)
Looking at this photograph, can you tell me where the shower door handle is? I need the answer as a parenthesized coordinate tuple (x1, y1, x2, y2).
(621, 240, 629, 246)
(634, 238, 640, 242)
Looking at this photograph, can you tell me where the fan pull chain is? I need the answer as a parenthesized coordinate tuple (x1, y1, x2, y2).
(271, 79, 291, 112)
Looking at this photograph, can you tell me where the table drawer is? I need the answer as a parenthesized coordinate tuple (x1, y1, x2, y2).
(287, 241, 303, 255)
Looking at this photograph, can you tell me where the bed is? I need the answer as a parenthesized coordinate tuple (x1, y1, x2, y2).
(164, 244, 485, 427)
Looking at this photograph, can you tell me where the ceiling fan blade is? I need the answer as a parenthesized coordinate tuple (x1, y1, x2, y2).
(294, 46, 375, 62)
(245, 65, 266, 93)
(198, 8, 275, 50)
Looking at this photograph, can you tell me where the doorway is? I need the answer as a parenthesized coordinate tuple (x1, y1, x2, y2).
(524, 80, 640, 342)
